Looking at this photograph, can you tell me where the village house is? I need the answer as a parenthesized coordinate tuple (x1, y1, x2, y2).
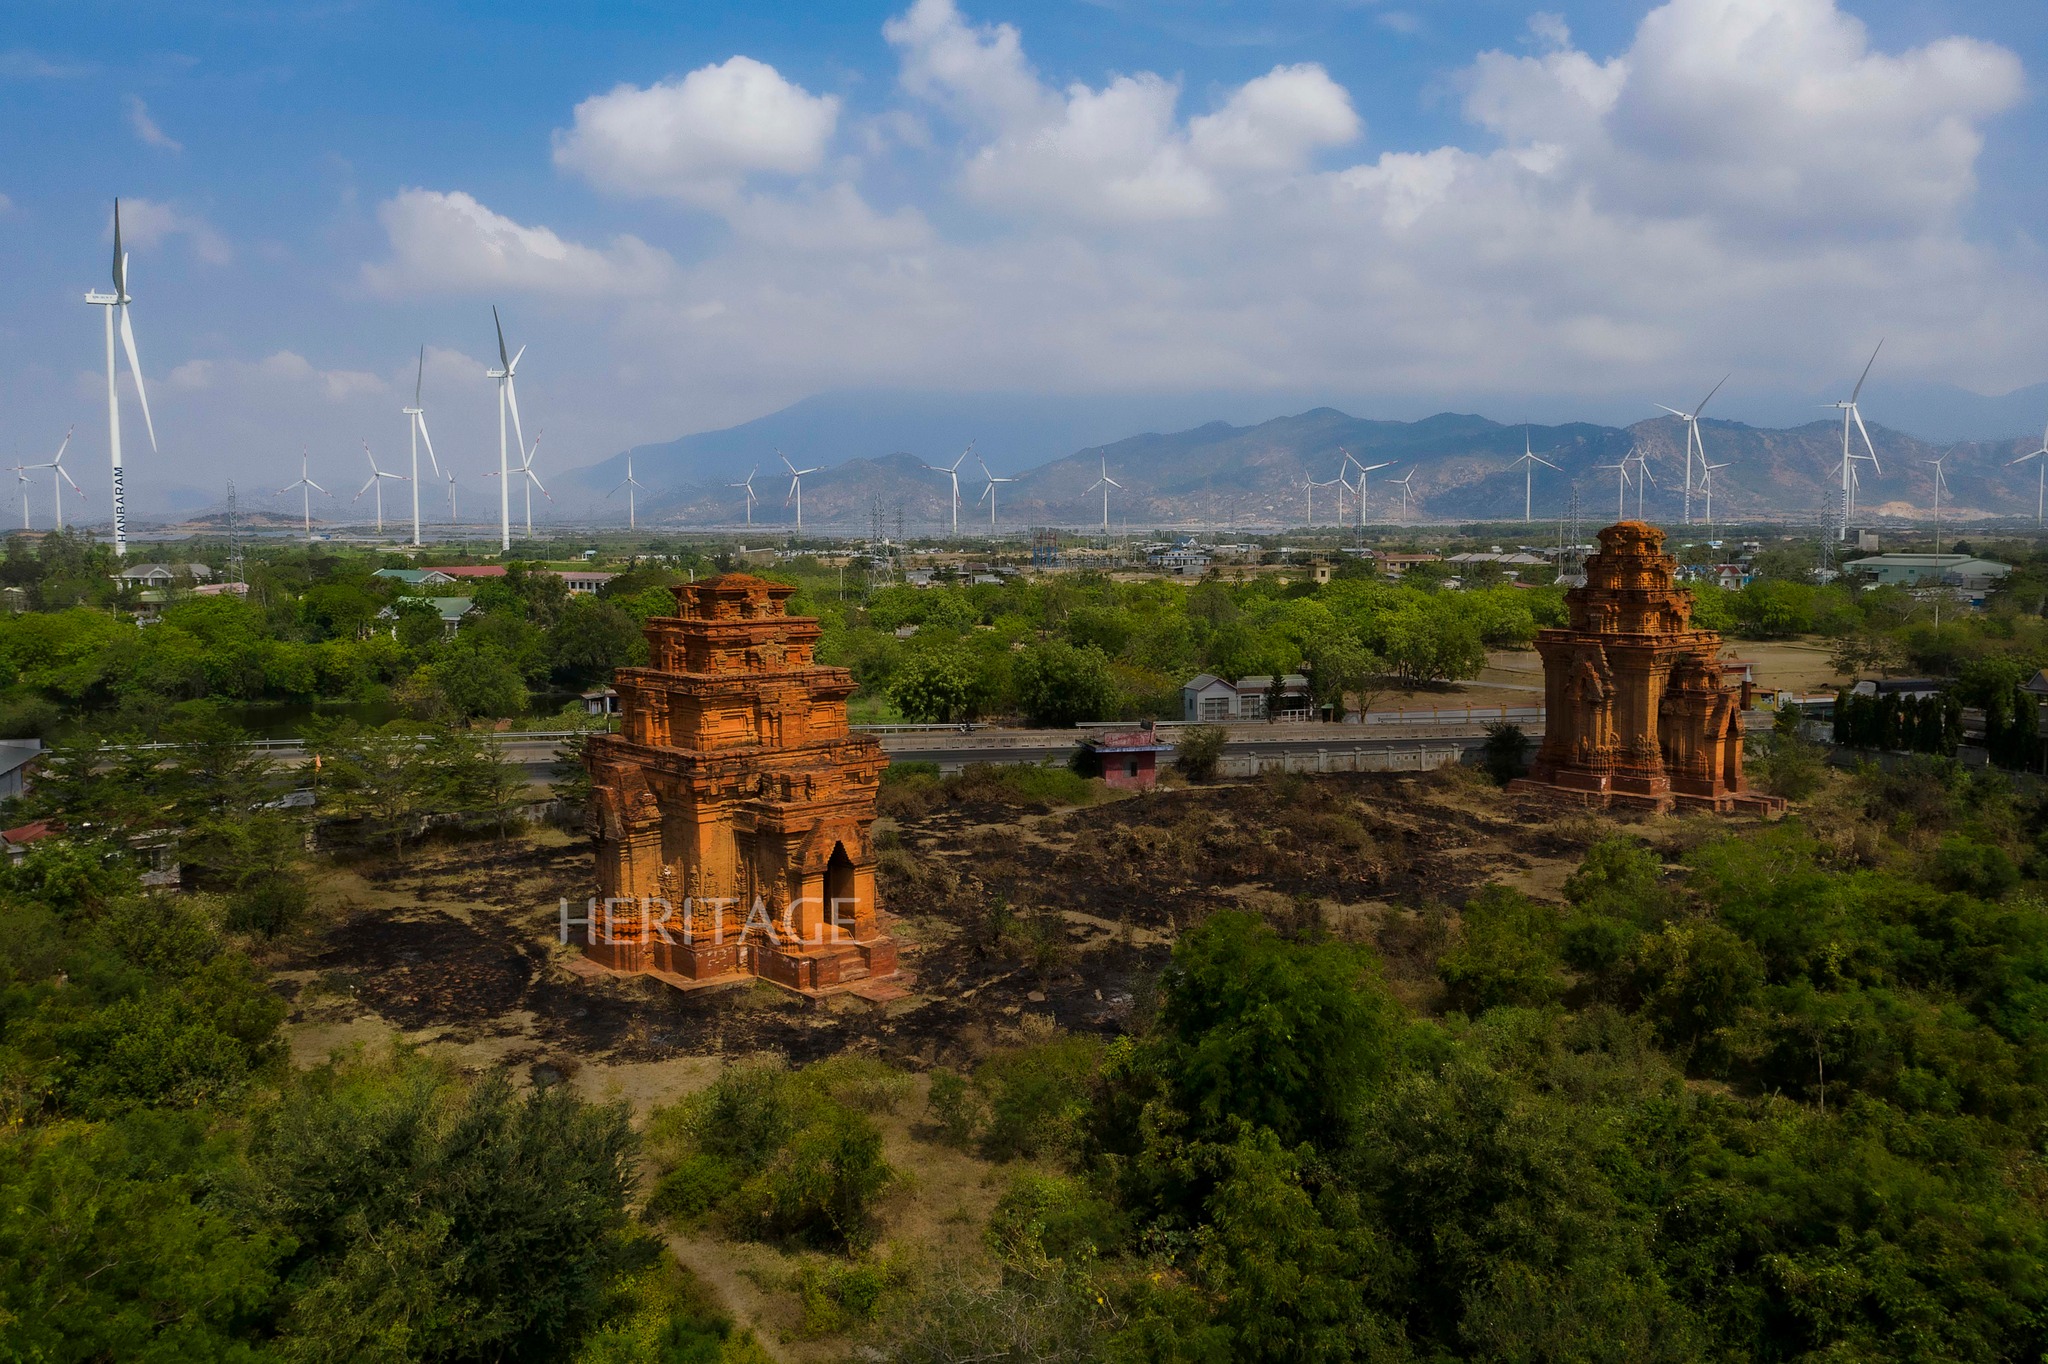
(1181, 672, 1312, 722)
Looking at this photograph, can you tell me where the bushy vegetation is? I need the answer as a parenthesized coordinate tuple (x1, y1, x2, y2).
(877, 760, 2048, 1363)
(644, 1057, 902, 1252)
(0, 536, 708, 735)
(877, 760, 1099, 818)
(0, 830, 688, 1363)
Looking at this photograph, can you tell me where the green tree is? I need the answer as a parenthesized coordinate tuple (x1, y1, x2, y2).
(247, 1050, 640, 1364)
(888, 647, 976, 723)
(1014, 641, 1115, 727)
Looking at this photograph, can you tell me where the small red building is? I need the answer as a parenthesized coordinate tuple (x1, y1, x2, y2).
(1086, 727, 1175, 789)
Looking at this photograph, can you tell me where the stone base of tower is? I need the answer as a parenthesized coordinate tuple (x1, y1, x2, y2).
(578, 930, 903, 1000)
(1509, 771, 1784, 817)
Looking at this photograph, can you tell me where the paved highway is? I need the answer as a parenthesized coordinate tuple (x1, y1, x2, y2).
(198, 707, 1771, 781)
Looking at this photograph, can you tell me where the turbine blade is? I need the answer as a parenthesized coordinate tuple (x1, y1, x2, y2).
(493, 306, 509, 368)
(1696, 374, 1728, 415)
(117, 303, 157, 451)
(504, 375, 526, 463)
(1853, 408, 1879, 473)
(1851, 340, 1882, 404)
(1655, 405, 1687, 418)
(415, 346, 425, 406)
(111, 199, 124, 292)
(416, 412, 440, 477)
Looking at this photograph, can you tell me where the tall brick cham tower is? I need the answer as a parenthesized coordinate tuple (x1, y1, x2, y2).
(1511, 521, 1783, 815)
(582, 573, 901, 994)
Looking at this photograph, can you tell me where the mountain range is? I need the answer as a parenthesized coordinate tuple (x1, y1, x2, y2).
(563, 400, 2048, 532)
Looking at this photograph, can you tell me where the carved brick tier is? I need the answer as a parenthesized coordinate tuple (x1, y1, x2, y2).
(581, 573, 901, 995)
(1509, 521, 1784, 816)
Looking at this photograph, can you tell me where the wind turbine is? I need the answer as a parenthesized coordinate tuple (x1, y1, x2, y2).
(975, 457, 1014, 528)
(926, 443, 971, 537)
(1087, 457, 1122, 537)
(25, 428, 83, 530)
(278, 447, 327, 538)
(1341, 449, 1392, 528)
(1510, 428, 1560, 523)
(609, 451, 645, 529)
(780, 450, 823, 533)
(402, 346, 441, 548)
(1656, 374, 1728, 525)
(729, 466, 759, 526)
(1393, 469, 1417, 523)
(2008, 419, 2048, 527)
(1700, 460, 1733, 528)
(83, 199, 156, 557)
(1630, 447, 1656, 520)
(1301, 475, 1322, 527)
(487, 306, 528, 553)
(10, 464, 27, 531)
(1926, 450, 1956, 557)
(1826, 342, 1883, 539)
(513, 431, 550, 537)
(1597, 459, 1634, 520)
(354, 440, 407, 533)
(445, 468, 459, 525)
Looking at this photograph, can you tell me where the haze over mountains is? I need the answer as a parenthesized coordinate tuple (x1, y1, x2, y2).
(561, 392, 2048, 532)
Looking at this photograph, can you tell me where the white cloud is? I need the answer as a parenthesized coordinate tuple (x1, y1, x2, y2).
(1188, 64, 1361, 174)
(117, 197, 230, 264)
(126, 95, 182, 153)
(168, 351, 386, 402)
(887, 0, 1357, 222)
(1465, 0, 2023, 234)
(591, 0, 2038, 424)
(553, 56, 840, 204)
(363, 189, 673, 297)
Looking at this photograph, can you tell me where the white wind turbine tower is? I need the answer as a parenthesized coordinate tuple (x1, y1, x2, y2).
(975, 456, 1014, 528)
(1510, 428, 1560, 523)
(1826, 342, 1883, 539)
(610, 451, 645, 529)
(780, 450, 823, 533)
(1597, 459, 1634, 520)
(1341, 449, 1392, 528)
(402, 347, 441, 548)
(487, 306, 529, 553)
(729, 466, 758, 526)
(10, 464, 26, 530)
(83, 199, 156, 557)
(2008, 419, 2048, 527)
(354, 440, 407, 533)
(278, 448, 327, 538)
(445, 468, 460, 526)
(1656, 375, 1728, 525)
(26, 428, 84, 530)
(926, 443, 971, 537)
(1087, 457, 1122, 537)
(1394, 469, 1417, 523)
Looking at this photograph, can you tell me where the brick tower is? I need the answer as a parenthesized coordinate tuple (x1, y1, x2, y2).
(1510, 521, 1782, 814)
(581, 573, 901, 995)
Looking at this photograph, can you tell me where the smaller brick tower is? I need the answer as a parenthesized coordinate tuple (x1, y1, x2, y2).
(581, 573, 900, 995)
(1510, 521, 1782, 815)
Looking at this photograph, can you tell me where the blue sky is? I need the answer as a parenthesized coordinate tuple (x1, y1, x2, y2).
(2, 0, 2045, 509)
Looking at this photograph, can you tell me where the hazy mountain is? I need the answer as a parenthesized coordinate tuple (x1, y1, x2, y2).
(558, 393, 2048, 532)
